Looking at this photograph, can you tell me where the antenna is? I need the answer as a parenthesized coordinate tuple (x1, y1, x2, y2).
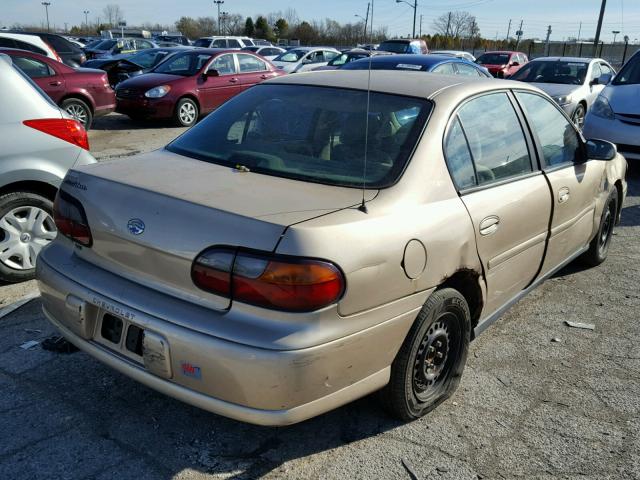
(359, 0, 374, 214)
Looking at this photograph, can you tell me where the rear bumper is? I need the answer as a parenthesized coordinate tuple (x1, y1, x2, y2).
(36, 248, 420, 426)
(94, 103, 116, 117)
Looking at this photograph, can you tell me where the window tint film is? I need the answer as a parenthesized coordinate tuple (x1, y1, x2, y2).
(167, 84, 432, 188)
(457, 93, 531, 184)
(445, 117, 476, 189)
(516, 92, 581, 167)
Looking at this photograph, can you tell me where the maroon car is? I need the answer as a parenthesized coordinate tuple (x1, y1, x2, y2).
(0, 48, 115, 129)
(476, 50, 528, 78)
(115, 49, 285, 126)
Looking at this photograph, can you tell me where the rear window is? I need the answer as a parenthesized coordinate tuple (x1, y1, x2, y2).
(167, 84, 432, 188)
(44, 34, 76, 53)
(378, 41, 410, 54)
(476, 53, 510, 65)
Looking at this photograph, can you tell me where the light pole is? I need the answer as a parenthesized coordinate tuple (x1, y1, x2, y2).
(612, 30, 620, 44)
(395, 0, 417, 38)
(83, 10, 89, 34)
(41, 2, 51, 32)
(355, 14, 367, 42)
(221, 11, 229, 35)
(213, 0, 224, 35)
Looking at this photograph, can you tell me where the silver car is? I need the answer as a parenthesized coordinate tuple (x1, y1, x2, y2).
(0, 54, 95, 283)
(583, 49, 640, 161)
(37, 72, 626, 425)
(509, 57, 615, 129)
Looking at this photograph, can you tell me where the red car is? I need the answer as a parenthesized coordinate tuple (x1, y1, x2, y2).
(0, 48, 115, 129)
(115, 49, 285, 126)
(475, 50, 528, 78)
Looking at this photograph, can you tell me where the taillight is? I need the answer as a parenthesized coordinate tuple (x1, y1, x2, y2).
(44, 41, 63, 63)
(53, 190, 92, 246)
(23, 119, 89, 150)
(192, 248, 345, 312)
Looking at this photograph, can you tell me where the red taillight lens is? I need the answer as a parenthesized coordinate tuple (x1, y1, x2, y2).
(23, 119, 90, 150)
(53, 190, 92, 246)
(192, 248, 345, 312)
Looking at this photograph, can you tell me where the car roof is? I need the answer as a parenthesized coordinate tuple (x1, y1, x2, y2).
(528, 56, 598, 63)
(289, 46, 337, 51)
(480, 51, 522, 55)
(265, 70, 538, 100)
(349, 54, 473, 68)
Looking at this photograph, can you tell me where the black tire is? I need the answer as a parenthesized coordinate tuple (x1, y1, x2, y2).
(381, 288, 471, 421)
(174, 97, 199, 127)
(572, 104, 586, 131)
(0, 192, 56, 283)
(61, 98, 93, 130)
(581, 188, 618, 267)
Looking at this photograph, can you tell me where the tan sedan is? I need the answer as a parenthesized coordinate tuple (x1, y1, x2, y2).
(37, 71, 627, 425)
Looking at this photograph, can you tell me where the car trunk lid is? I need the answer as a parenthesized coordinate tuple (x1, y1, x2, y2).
(62, 149, 374, 310)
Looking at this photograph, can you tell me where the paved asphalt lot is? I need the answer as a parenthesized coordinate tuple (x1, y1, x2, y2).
(1, 114, 639, 479)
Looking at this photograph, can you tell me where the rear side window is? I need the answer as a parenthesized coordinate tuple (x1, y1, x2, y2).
(237, 54, 267, 72)
(167, 84, 432, 188)
(13, 40, 47, 56)
(445, 118, 476, 189)
(515, 92, 581, 167)
(12, 56, 53, 78)
(457, 93, 532, 184)
(212, 39, 227, 48)
(0, 38, 15, 48)
(432, 63, 455, 75)
(194, 38, 211, 48)
(455, 63, 482, 77)
(45, 35, 73, 53)
(227, 39, 241, 48)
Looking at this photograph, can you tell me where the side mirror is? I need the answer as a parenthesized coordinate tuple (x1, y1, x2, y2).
(203, 68, 219, 78)
(598, 73, 612, 85)
(510, 61, 520, 67)
(586, 139, 617, 161)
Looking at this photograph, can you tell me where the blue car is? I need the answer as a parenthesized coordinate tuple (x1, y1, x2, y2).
(342, 54, 492, 77)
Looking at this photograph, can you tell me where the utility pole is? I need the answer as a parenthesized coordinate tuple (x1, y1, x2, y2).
(83, 10, 89, 33)
(364, 2, 370, 40)
(577, 21, 582, 42)
(594, 0, 606, 50)
(612, 30, 620, 43)
(506, 19, 511, 40)
(515, 19, 523, 48)
(213, 0, 224, 35)
(445, 11, 452, 38)
(64, 22, 68, 32)
(41, 2, 51, 32)
(412, 0, 417, 38)
(419, 14, 423, 37)
(544, 25, 552, 55)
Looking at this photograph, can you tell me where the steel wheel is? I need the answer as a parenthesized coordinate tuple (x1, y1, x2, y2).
(179, 102, 196, 125)
(581, 188, 619, 267)
(598, 195, 616, 257)
(572, 104, 585, 130)
(0, 206, 56, 271)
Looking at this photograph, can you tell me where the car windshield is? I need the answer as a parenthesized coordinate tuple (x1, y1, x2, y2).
(613, 54, 640, 85)
(93, 40, 117, 50)
(510, 60, 588, 85)
(166, 84, 432, 188)
(329, 53, 367, 66)
(152, 51, 213, 76)
(127, 50, 168, 68)
(476, 53, 510, 65)
(193, 38, 211, 48)
(378, 41, 411, 53)
(273, 49, 306, 62)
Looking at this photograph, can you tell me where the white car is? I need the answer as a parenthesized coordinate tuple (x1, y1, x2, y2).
(431, 50, 476, 62)
(193, 36, 254, 49)
(271, 47, 341, 73)
(241, 45, 286, 61)
(0, 32, 60, 62)
(583, 50, 640, 161)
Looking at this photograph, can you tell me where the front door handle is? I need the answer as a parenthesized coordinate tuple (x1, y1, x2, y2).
(479, 216, 500, 236)
(260, 74, 270, 79)
(558, 187, 570, 203)
(229, 77, 239, 83)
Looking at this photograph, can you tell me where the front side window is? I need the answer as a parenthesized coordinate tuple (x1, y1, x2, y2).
(12, 56, 52, 78)
(455, 63, 482, 77)
(274, 49, 305, 62)
(457, 93, 532, 184)
(194, 38, 211, 48)
(210, 54, 236, 74)
(613, 53, 640, 85)
(237, 54, 267, 73)
(167, 85, 432, 188)
(516, 92, 581, 167)
(600, 63, 613, 76)
(590, 62, 602, 81)
(153, 52, 213, 76)
(212, 39, 227, 48)
(445, 117, 476, 189)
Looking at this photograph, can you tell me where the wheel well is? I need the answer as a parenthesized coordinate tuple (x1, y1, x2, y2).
(60, 94, 94, 114)
(0, 181, 58, 201)
(179, 94, 200, 111)
(438, 269, 484, 332)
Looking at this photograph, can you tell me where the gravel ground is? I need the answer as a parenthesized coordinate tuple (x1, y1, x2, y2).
(0, 115, 638, 479)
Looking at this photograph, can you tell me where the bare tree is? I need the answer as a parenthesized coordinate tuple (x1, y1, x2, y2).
(432, 11, 477, 38)
(103, 4, 124, 27)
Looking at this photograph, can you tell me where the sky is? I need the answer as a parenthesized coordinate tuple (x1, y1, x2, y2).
(1, 0, 638, 42)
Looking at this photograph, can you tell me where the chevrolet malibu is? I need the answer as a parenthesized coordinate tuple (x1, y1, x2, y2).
(37, 72, 627, 426)
(116, 49, 283, 126)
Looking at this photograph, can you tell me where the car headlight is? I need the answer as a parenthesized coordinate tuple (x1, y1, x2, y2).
(144, 85, 171, 98)
(591, 95, 615, 120)
(552, 95, 572, 106)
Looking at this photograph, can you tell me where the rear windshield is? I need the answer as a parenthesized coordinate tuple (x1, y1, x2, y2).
(128, 49, 169, 68)
(166, 84, 432, 188)
(378, 41, 411, 53)
(510, 60, 588, 85)
(613, 53, 640, 85)
(476, 53, 510, 65)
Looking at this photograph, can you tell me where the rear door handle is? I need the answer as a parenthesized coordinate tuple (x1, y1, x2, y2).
(229, 77, 238, 83)
(260, 74, 269, 79)
(49, 81, 62, 86)
(558, 187, 570, 203)
(479, 216, 500, 236)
